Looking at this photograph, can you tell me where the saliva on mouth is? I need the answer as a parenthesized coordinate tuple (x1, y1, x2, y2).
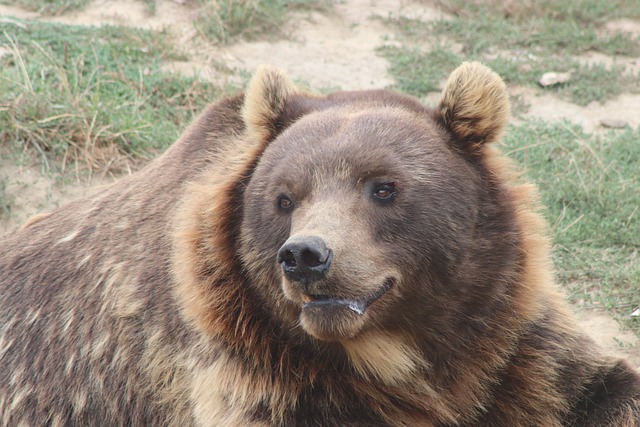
(301, 279, 393, 316)
(302, 297, 367, 315)
(345, 300, 366, 315)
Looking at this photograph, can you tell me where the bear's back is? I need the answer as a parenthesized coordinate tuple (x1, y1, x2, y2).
(0, 95, 245, 426)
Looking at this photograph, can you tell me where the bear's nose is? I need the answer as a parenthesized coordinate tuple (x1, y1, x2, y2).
(277, 236, 333, 284)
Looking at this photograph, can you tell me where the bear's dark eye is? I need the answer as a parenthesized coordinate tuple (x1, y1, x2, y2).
(277, 195, 294, 211)
(372, 182, 398, 203)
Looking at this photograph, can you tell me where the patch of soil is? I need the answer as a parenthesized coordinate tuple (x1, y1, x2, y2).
(208, 0, 446, 90)
(574, 309, 640, 366)
(1, 0, 638, 364)
(513, 87, 640, 133)
(0, 154, 116, 236)
(1, 1, 198, 34)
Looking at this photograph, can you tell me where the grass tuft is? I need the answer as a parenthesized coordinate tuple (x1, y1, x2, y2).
(0, 20, 227, 173)
(379, 0, 640, 105)
(0, 176, 10, 220)
(0, 0, 91, 15)
(194, 0, 332, 44)
(504, 122, 640, 333)
(377, 44, 461, 95)
(438, 0, 640, 28)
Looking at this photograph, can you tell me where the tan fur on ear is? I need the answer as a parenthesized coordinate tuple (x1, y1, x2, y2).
(242, 65, 297, 143)
(437, 61, 510, 148)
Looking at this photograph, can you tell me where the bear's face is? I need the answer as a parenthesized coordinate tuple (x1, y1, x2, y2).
(208, 62, 513, 347)
(241, 103, 489, 341)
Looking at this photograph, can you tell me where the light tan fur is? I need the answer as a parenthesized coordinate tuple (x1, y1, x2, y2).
(21, 212, 51, 229)
(242, 64, 297, 144)
(342, 332, 427, 386)
(438, 61, 511, 147)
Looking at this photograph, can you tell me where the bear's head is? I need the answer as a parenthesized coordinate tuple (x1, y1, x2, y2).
(237, 62, 513, 341)
(174, 63, 548, 380)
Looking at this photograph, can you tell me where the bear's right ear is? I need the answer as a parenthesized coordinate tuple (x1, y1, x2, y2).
(242, 65, 298, 144)
(435, 62, 510, 153)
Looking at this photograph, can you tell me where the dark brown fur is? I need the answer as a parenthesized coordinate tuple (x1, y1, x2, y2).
(1, 63, 639, 426)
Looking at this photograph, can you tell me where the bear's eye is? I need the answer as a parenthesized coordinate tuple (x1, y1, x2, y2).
(372, 182, 398, 202)
(277, 195, 294, 211)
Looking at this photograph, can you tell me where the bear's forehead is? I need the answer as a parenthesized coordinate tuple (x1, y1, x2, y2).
(292, 106, 434, 140)
(270, 106, 445, 160)
(258, 105, 454, 189)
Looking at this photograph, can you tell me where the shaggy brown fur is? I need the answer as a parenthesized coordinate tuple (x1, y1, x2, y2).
(1, 63, 639, 426)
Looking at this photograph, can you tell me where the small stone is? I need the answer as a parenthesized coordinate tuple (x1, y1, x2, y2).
(600, 118, 628, 129)
(538, 72, 571, 87)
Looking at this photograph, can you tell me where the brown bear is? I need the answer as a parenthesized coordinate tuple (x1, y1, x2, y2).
(0, 62, 639, 426)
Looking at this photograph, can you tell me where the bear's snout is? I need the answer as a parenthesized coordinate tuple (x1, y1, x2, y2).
(277, 236, 333, 286)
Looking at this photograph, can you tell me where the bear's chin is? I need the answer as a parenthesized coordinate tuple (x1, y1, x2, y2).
(287, 279, 395, 341)
(299, 302, 367, 341)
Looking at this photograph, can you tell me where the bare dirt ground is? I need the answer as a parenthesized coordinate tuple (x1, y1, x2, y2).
(0, 0, 638, 364)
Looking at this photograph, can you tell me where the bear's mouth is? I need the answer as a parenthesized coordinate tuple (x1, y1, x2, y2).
(301, 278, 394, 315)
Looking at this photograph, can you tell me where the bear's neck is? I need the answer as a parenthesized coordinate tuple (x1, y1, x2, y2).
(206, 287, 538, 426)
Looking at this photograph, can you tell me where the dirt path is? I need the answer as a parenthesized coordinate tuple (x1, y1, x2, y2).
(1, 0, 638, 365)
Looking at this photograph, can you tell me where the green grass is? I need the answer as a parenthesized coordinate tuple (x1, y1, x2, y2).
(194, 0, 332, 44)
(504, 122, 640, 333)
(430, 9, 640, 57)
(141, 0, 157, 15)
(3, 0, 331, 45)
(379, 0, 640, 105)
(0, 19, 227, 172)
(0, 0, 90, 15)
(438, 0, 640, 27)
(378, 44, 460, 95)
(0, 176, 9, 220)
(1, 0, 159, 15)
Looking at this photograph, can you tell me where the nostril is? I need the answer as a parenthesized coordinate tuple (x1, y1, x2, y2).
(279, 250, 297, 268)
(301, 249, 323, 268)
(285, 258, 297, 268)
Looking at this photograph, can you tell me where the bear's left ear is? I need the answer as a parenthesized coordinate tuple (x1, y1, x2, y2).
(435, 62, 510, 152)
(242, 64, 298, 144)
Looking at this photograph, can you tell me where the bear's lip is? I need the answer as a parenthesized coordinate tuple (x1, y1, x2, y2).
(301, 278, 394, 315)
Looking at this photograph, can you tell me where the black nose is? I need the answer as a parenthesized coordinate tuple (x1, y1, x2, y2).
(277, 236, 333, 284)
